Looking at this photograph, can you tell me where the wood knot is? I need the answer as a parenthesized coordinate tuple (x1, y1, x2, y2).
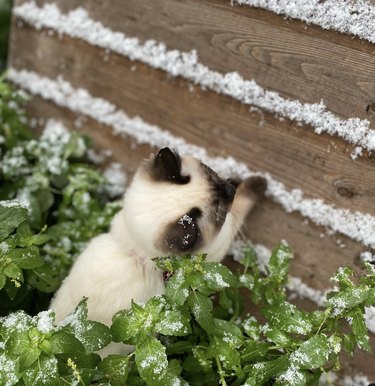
(365, 102, 375, 115)
(337, 186, 354, 198)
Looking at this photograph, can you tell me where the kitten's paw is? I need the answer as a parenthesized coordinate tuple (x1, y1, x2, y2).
(239, 176, 267, 199)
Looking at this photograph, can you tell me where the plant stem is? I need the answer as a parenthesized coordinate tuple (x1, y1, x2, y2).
(215, 356, 227, 386)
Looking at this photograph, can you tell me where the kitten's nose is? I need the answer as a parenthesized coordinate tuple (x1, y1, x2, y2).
(224, 183, 236, 200)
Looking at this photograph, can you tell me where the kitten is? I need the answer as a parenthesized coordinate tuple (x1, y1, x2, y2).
(50, 147, 266, 355)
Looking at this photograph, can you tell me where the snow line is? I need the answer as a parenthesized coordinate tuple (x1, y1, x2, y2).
(12, 2, 375, 158)
(7, 68, 375, 249)
(230, 240, 375, 335)
(232, 0, 375, 44)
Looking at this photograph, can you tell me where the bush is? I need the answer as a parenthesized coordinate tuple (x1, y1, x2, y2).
(1, 78, 374, 385)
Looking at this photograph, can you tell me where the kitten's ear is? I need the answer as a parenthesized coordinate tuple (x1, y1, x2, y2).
(152, 147, 189, 184)
(163, 208, 202, 253)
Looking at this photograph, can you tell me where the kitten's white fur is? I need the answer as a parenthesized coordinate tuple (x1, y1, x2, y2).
(50, 152, 261, 355)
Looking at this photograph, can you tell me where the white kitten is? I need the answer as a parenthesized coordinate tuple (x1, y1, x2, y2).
(50, 148, 266, 355)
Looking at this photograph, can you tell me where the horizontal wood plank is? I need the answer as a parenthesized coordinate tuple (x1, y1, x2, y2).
(9, 25, 375, 219)
(24, 0, 375, 129)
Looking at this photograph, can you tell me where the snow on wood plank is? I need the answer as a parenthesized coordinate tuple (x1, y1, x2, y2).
(232, 0, 375, 44)
(8, 24, 375, 215)
(7, 67, 375, 250)
(12, 1, 375, 157)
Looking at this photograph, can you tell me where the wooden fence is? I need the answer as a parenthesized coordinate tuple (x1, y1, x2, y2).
(8, 0, 375, 381)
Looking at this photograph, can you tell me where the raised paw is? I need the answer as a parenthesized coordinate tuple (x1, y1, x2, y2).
(239, 176, 268, 199)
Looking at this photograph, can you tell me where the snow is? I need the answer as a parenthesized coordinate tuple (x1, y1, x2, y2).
(36, 310, 55, 334)
(231, 0, 375, 44)
(103, 162, 127, 198)
(342, 374, 373, 386)
(8, 68, 375, 249)
(13, 2, 375, 156)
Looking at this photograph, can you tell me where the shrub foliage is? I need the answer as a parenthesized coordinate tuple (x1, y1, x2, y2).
(1, 78, 374, 385)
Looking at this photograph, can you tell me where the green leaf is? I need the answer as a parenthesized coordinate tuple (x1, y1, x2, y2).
(351, 309, 371, 351)
(241, 340, 270, 362)
(0, 352, 20, 385)
(154, 310, 191, 336)
(326, 286, 369, 314)
(0, 201, 28, 241)
(244, 355, 289, 385)
(188, 291, 213, 331)
(50, 331, 85, 355)
(98, 354, 132, 386)
(0, 272, 6, 289)
(27, 265, 60, 293)
(135, 336, 168, 384)
(22, 355, 60, 386)
(165, 270, 190, 306)
(267, 242, 292, 283)
(342, 333, 356, 354)
(199, 263, 239, 293)
(262, 301, 313, 335)
(209, 335, 241, 370)
(9, 246, 43, 269)
(77, 320, 112, 352)
(289, 335, 330, 370)
(3, 262, 23, 281)
(264, 326, 294, 347)
(213, 319, 244, 348)
(19, 346, 41, 372)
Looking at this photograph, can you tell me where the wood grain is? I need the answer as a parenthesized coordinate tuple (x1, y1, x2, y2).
(25, 96, 375, 379)
(9, 25, 375, 219)
(21, 0, 375, 128)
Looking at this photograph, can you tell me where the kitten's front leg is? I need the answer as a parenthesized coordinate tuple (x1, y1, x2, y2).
(205, 176, 267, 262)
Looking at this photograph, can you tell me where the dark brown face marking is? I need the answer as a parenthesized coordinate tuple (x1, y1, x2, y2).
(161, 207, 202, 254)
(149, 147, 190, 184)
(200, 162, 237, 228)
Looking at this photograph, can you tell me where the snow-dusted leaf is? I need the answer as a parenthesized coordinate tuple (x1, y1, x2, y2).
(165, 270, 189, 306)
(77, 320, 112, 352)
(262, 301, 312, 335)
(0, 201, 28, 241)
(242, 340, 269, 362)
(0, 352, 20, 385)
(50, 331, 85, 354)
(213, 319, 244, 348)
(244, 355, 289, 385)
(351, 309, 371, 351)
(10, 246, 43, 269)
(23, 355, 59, 386)
(264, 326, 294, 347)
(188, 291, 213, 331)
(289, 335, 330, 370)
(208, 335, 241, 370)
(98, 354, 132, 386)
(154, 310, 191, 336)
(135, 336, 168, 384)
(199, 263, 239, 293)
(326, 286, 369, 314)
(267, 242, 292, 283)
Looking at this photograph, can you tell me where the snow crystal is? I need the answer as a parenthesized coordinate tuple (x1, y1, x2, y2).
(178, 214, 193, 226)
(277, 364, 305, 386)
(36, 310, 55, 334)
(12, 2, 375, 156)
(342, 374, 373, 386)
(103, 162, 127, 198)
(1, 311, 31, 332)
(8, 68, 375, 249)
(232, 0, 375, 44)
(0, 353, 18, 385)
(205, 272, 229, 288)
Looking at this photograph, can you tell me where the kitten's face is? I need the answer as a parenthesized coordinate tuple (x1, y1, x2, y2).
(123, 148, 236, 256)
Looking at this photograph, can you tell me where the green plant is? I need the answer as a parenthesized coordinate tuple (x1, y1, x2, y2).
(1, 241, 374, 385)
(0, 77, 122, 315)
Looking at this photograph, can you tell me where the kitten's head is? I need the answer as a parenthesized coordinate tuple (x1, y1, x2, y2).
(123, 147, 236, 256)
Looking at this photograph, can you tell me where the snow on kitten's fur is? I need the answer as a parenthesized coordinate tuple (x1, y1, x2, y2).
(50, 148, 266, 355)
